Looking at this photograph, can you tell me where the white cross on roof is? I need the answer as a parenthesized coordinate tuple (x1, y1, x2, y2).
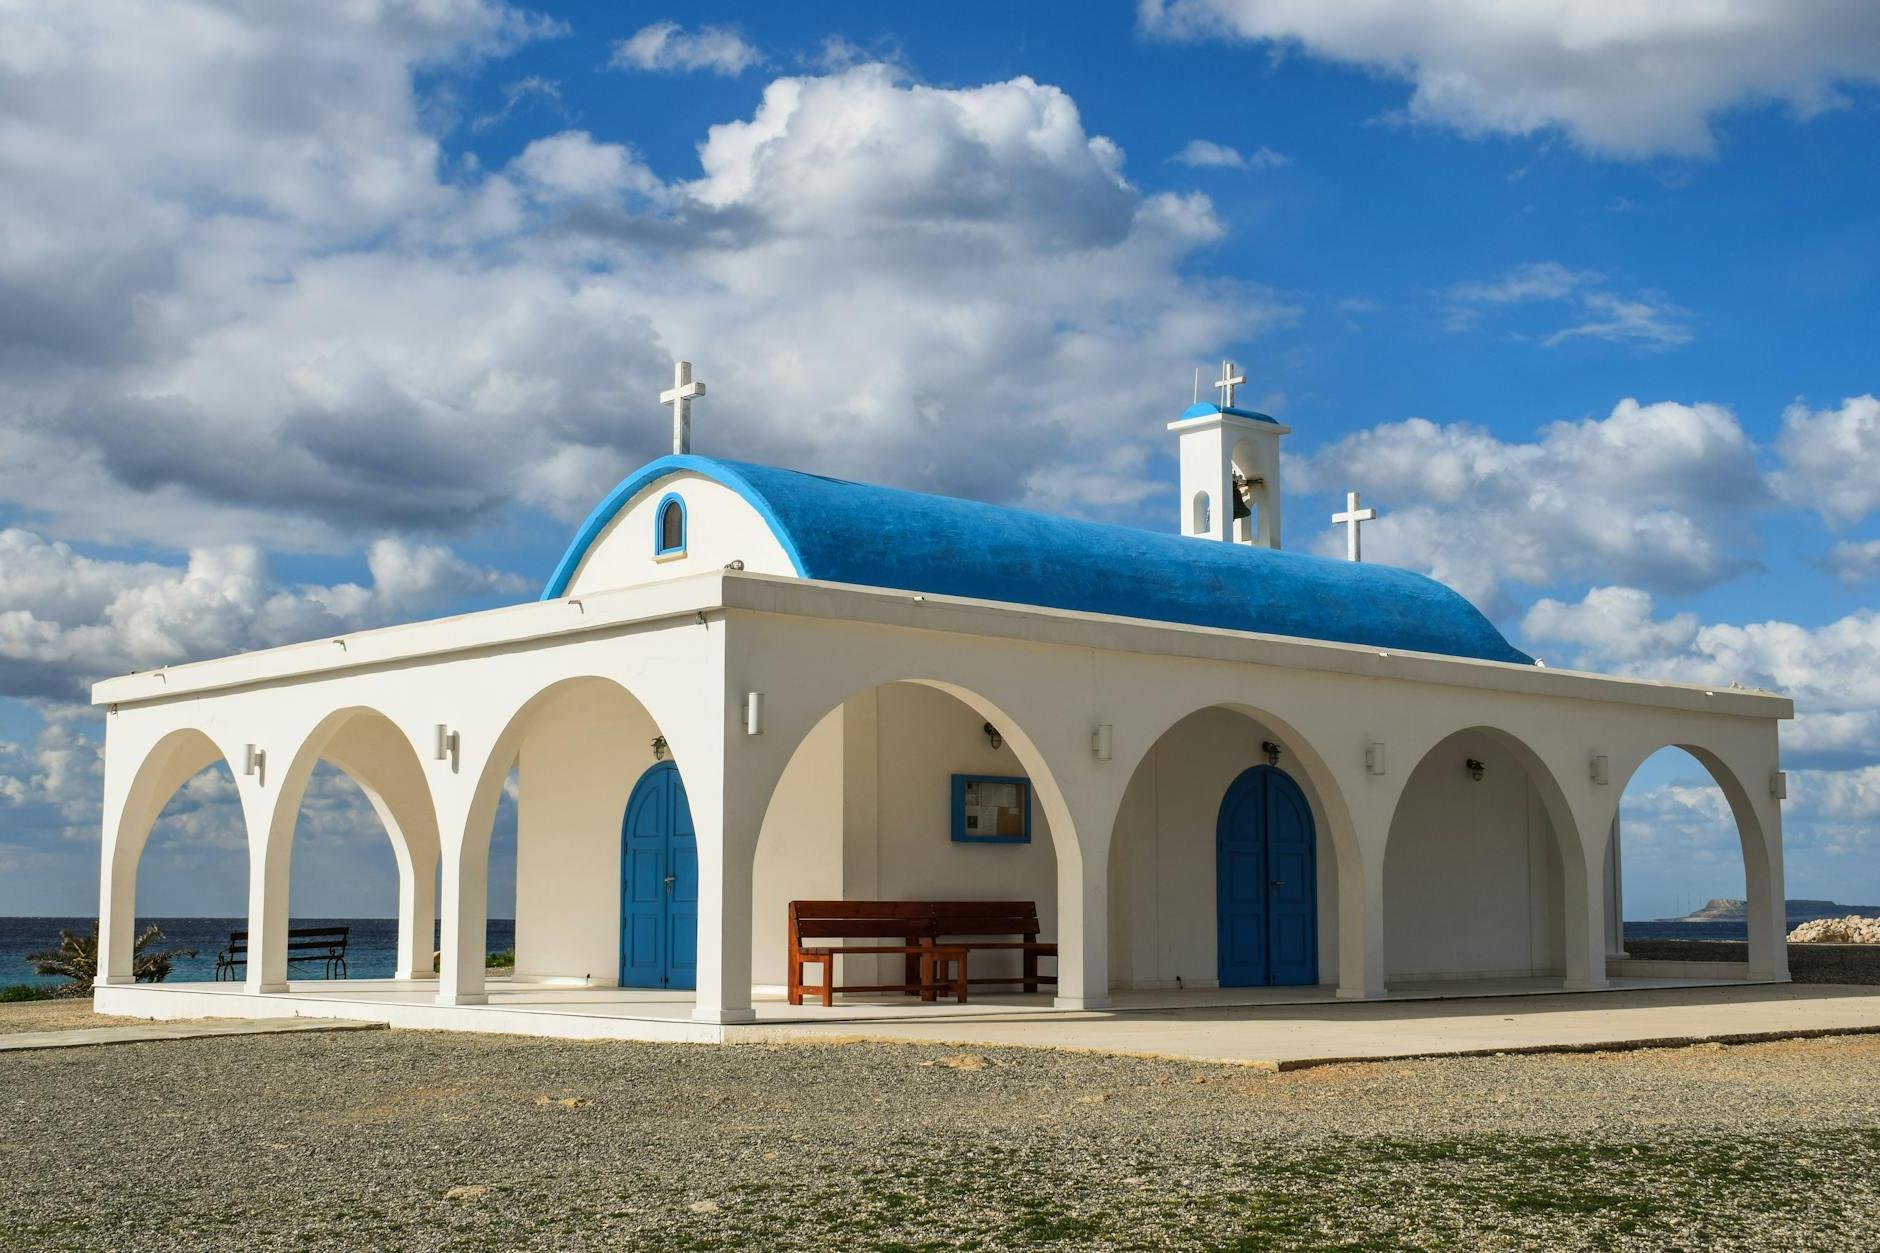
(661, 360, 706, 455)
(1331, 490, 1378, 562)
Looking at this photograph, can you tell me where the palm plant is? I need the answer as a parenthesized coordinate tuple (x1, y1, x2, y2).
(27, 923, 196, 993)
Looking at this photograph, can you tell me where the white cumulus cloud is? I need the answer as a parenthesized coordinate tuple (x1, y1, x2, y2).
(1772, 395, 1880, 526)
(0, 530, 527, 703)
(1295, 397, 1766, 612)
(1141, 0, 1880, 158)
(1522, 586, 1880, 770)
(0, 4, 1271, 551)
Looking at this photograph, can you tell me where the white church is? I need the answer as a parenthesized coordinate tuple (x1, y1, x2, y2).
(91, 364, 1792, 1041)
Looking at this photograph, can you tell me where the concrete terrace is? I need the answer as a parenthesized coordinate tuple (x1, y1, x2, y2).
(93, 976, 1880, 1067)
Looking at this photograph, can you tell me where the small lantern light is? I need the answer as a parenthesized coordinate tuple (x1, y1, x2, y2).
(1092, 723, 1113, 761)
(1262, 740, 1282, 767)
(1466, 757, 1486, 782)
(651, 735, 669, 761)
(983, 722, 1003, 750)
(1590, 754, 1610, 786)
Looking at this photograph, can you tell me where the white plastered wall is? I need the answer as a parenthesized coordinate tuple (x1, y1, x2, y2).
(1108, 707, 1340, 989)
(513, 684, 661, 985)
(565, 473, 797, 597)
(751, 704, 846, 987)
(1383, 730, 1566, 982)
(751, 683, 1059, 989)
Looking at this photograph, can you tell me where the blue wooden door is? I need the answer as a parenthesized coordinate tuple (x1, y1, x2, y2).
(1216, 765, 1318, 987)
(620, 760, 698, 990)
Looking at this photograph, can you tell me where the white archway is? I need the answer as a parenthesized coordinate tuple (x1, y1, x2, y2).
(100, 728, 245, 984)
(1384, 725, 1601, 990)
(1608, 741, 1782, 979)
(751, 680, 1067, 998)
(440, 675, 674, 1003)
(1107, 703, 1356, 994)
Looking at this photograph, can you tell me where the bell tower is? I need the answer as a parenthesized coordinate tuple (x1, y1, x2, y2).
(1169, 361, 1289, 547)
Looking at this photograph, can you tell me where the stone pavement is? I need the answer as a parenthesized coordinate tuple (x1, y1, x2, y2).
(0, 1017, 384, 1052)
(759, 983, 1880, 1069)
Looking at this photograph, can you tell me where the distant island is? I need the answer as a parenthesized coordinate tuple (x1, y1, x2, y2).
(1668, 898, 1880, 924)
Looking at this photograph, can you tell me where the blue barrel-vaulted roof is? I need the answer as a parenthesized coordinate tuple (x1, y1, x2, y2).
(542, 455, 1533, 666)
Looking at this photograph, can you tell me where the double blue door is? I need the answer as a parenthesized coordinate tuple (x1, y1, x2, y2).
(1216, 765, 1318, 987)
(620, 760, 698, 990)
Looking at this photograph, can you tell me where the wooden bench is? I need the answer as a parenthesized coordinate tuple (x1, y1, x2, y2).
(918, 900, 1057, 995)
(787, 902, 969, 1007)
(214, 926, 351, 981)
(786, 901, 1057, 1006)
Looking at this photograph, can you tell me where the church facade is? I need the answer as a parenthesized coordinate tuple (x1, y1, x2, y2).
(90, 375, 1792, 1036)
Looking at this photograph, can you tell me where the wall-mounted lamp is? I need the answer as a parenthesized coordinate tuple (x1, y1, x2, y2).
(1092, 723, 1113, 761)
(651, 735, 669, 762)
(1364, 741, 1386, 776)
(243, 743, 266, 779)
(1262, 740, 1282, 767)
(1590, 754, 1610, 786)
(724, 559, 745, 571)
(983, 722, 1003, 751)
(434, 725, 459, 768)
(1466, 757, 1486, 782)
(743, 691, 765, 736)
(1771, 770, 1787, 800)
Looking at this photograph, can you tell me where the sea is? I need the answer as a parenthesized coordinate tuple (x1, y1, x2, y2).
(0, 917, 516, 989)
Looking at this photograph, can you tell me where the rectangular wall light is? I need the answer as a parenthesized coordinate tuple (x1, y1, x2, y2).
(1092, 723, 1113, 761)
(744, 692, 765, 736)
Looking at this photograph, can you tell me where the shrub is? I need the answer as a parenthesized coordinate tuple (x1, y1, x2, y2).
(0, 984, 57, 1002)
(26, 922, 197, 993)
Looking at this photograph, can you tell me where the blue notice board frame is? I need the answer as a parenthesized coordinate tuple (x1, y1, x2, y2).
(951, 774, 1032, 844)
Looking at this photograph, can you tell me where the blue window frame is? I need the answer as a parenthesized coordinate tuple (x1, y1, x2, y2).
(654, 492, 686, 556)
(951, 774, 1032, 843)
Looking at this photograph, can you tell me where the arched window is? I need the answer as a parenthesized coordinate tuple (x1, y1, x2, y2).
(654, 493, 686, 556)
(1191, 490, 1211, 536)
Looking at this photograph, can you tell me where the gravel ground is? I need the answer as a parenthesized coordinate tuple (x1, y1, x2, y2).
(4, 1031, 1879, 1251)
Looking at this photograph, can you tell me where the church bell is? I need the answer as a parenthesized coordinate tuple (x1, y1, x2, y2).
(1231, 470, 1255, 521)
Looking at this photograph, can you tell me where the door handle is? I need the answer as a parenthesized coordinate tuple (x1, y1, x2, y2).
(1269, 879, 1284, 891)
(664, 873, 677, 894)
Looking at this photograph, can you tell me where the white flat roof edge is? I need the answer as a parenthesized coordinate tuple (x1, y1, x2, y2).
(91, 569, 1792, 720)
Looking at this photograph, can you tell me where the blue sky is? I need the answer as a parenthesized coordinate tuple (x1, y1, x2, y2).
(2, 1, 1879, 922)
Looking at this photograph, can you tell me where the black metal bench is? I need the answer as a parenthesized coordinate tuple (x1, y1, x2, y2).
(214, 926, 350, 981)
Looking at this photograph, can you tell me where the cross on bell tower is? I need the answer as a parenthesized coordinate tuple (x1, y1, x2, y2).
(1213, 359, 1247, 410)
(660, 360, 707, 455)
(1169, 361, 1290, 549)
